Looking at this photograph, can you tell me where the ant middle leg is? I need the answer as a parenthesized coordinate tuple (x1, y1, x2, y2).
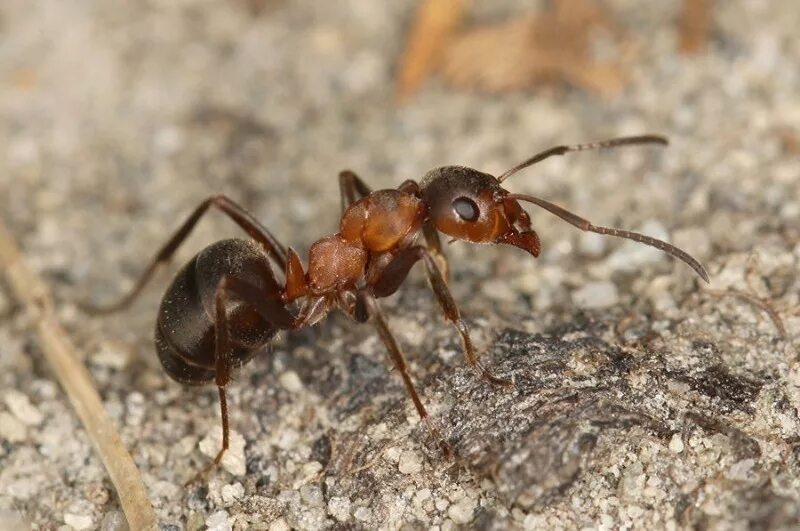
(186, 276, 235, 485)
(360, 292, 452, 457)
(83, 195, 287, 314)
(371, 246, 512, 388)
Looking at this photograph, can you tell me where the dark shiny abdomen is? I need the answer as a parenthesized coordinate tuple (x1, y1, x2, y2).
(155, 238, 281, 385)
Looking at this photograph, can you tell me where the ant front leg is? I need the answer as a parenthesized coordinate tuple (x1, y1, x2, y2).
(358, 291, 452, 457)
(399, 179, 450, 283)
(83, 195, 287, 314)
(372, 246, 512, 387)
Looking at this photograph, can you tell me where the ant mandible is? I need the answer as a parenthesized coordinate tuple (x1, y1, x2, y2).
(84, 135, 708, 478)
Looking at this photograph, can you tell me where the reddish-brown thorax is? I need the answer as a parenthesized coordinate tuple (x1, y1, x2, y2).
(285, 190, 426, 299)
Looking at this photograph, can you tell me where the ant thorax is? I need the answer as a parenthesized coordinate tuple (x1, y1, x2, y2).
(305, 189, 425, 295)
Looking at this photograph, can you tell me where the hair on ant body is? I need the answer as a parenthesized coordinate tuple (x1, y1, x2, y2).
(83, 135, 708, 482)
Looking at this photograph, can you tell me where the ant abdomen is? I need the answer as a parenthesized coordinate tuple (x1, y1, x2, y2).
(155, 238, 280, 385)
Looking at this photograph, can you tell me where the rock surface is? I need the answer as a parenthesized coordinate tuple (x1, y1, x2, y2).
(1, 1, 799, 529)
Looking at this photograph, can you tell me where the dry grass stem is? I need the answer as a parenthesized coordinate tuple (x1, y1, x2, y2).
(0, 220, 157, 531)
(679, 0, 713, 54)
(395, 0, 466, 102)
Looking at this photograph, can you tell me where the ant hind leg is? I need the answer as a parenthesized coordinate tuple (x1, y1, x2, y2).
(82, 195, 287, 314)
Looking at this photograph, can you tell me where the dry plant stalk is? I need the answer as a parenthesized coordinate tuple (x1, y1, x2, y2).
(441, 0, 624, 96)
(0, 220, 156, 531)
(395, 0, 466, 102)
(679, 0, 713, 54)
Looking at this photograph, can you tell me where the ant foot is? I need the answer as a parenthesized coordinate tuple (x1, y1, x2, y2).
(473, 361, 514, 388)
(422, 417, 453, 459)
(184, 448, 226, 487)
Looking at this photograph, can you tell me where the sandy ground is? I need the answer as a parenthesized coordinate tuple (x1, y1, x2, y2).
(1, 1, 799, 529)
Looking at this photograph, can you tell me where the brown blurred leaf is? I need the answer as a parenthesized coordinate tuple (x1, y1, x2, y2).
(440, 0, 625, 96)
(679, 0, 713, 55)
(395, 0, 466, 102)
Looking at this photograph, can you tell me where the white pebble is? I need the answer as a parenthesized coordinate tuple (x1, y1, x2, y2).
(221, 483, 245, 505)
(206, 510, 232, 531)
(0, 412, 27, 442)
(279, 371, 304, 393)
(398, 450, 422, 474)
(353, 506, 372, 522)
(199, 430, 246, 476)
(300, 484, 324, 507)
(268, 518, 291, 531)
(4, 390, 44, 426)
(64, 513, 94, 530)
(447, 498, 476, 524)
(727, 458, 756, 480)
(669, 433, 684, 453)
(572, 281, 619, 309)
(627, 505, 644, 519)
(328, 496, 351, 522)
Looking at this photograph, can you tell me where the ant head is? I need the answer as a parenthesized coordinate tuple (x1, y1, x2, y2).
(416, 134, 710, 284)
(419, 166, 541, 257)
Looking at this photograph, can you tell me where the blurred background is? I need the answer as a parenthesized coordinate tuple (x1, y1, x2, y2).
(1, 0, 799, 529)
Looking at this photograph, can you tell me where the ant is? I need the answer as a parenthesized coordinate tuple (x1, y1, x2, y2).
(84, 134, 708, 480)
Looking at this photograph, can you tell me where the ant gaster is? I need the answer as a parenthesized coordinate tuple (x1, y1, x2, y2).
(84, 135, 709, 479)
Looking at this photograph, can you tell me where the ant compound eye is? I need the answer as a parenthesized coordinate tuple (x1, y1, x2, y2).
(452, 196, 480, 222)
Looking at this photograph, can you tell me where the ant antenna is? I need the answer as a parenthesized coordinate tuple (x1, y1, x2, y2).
(507, 193, 710, 283)
(497, 135, 668, 182)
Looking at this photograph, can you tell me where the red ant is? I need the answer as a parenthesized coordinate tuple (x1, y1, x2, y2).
(84, 135, 708, 479)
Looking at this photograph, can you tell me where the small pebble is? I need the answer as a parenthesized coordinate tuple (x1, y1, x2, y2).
(0, 411, 27, 442)
(279, 371, 304, 393)
(268, 518, 291, 531)
(727, 458, 756, 481)
(328, 496, 351, 522)
(221, 482, 245, 505)
(206, 510, 232, 531)
(398, 450, 422, 474)
(300, 484, 324, 507)
(99, 510, 127, 531)
(669, 434, 684, 453)
(4, 390, 44, 426)
(64, 513, 94, 530)
(353, 506, 372, 522)
(447, 498, 476, 524)
(199, 430, 246, 476)
(572, 280, 619, 309)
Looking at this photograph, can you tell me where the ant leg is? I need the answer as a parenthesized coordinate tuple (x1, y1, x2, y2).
(421, 219, 449, 283)
(186, 276, 235, 485)
(339, 170, 372, 212)
(360, 292, 452, 457)
(398, 179, 450, 282)
(83, 195, 287, 314)
(371, 246, 512, 387)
